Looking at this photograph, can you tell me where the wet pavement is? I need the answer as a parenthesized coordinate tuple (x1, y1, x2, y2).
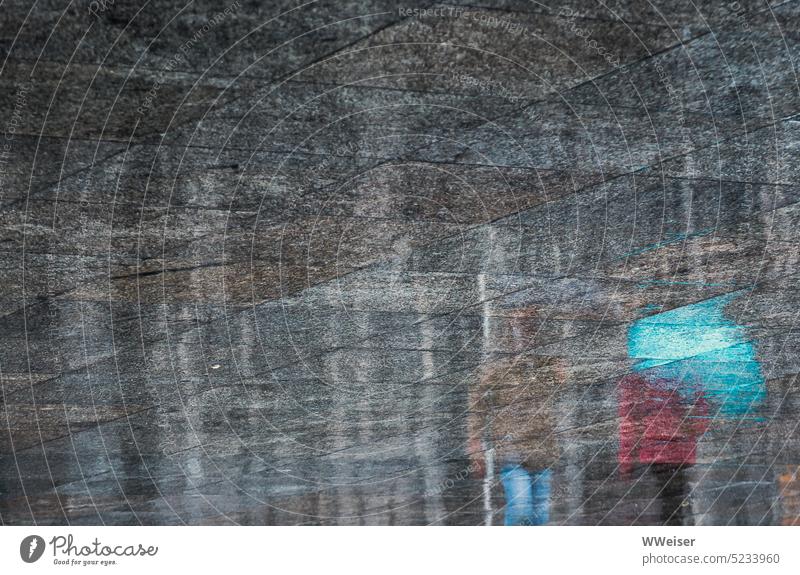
(1, 0, 799, 525)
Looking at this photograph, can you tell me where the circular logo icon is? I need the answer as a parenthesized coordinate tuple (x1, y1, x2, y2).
(20, 535, 45, 563)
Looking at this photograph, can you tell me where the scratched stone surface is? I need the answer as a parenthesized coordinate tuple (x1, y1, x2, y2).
(1, 0, 799, 525)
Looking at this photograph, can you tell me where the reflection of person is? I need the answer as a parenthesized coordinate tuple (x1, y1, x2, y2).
(617, 293, 767, 524)
(468, 313, 565, 525)
(618, 373, 709, 475)
(617, 372, 710, 524)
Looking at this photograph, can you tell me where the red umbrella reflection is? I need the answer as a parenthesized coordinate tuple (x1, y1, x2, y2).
(618, 373, 710, 475)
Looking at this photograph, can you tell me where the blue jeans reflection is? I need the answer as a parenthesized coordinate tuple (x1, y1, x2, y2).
(500, 465, 552, 526)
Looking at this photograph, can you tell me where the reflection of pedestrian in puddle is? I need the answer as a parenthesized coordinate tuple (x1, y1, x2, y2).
(618, 372, 709, 524)
(468, 312, 565, 525)
(619, 292, 767, 523)
(618, 373, 709, 474)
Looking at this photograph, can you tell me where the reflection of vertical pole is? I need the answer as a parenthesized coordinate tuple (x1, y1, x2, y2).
(478, 226, 496, 524)
(479, 272, 494, 525)
(479, 273, 491, 353)
(479, 226, 497, 352)
(484, 444, 494, 526)
(418, 321, 446, 524)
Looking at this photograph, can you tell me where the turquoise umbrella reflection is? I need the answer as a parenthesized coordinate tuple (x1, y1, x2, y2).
(627, 292, 765, 418)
